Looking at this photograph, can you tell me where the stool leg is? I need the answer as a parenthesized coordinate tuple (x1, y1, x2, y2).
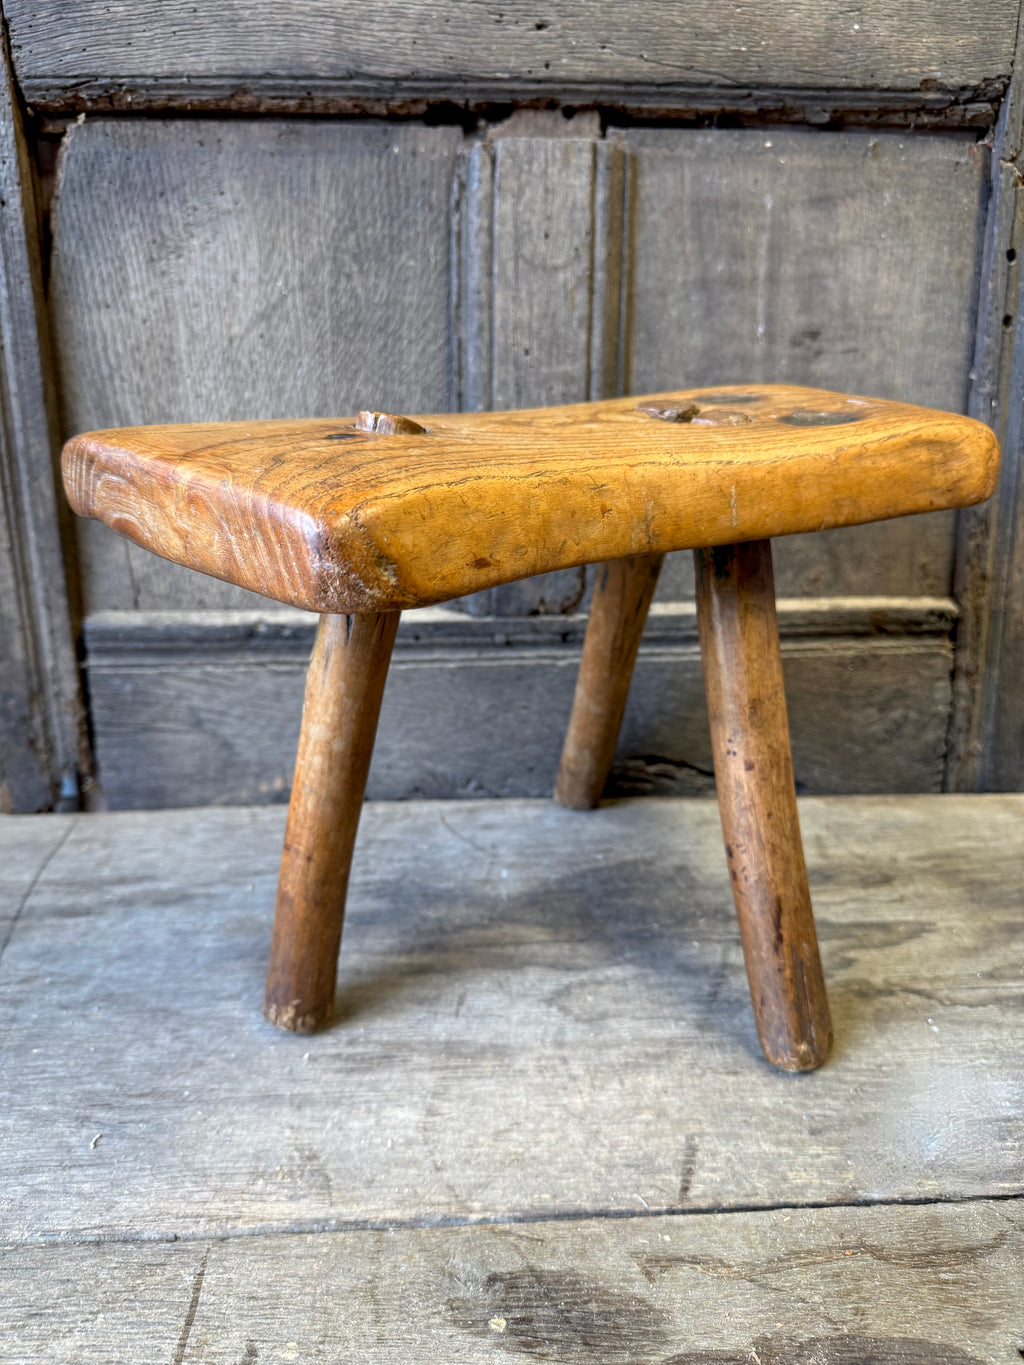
(264, 610, 400, 1032)
(694, 540, 832, 1071)
(555, 554, 664, 809)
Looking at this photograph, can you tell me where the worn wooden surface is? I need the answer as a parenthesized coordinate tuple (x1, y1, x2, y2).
(266, 611, 400, 1032)
(556, 554, 664, 810)
(0, 39, 85, 811)
(51, 120, 989, 613)
(619, 127, 990, 609)
(62, 386, 998, 613)
(0, 795, 1021, 1359)
(953, 0, 1024, 792)
(456, 124, 619, 615)
(6, 0, 1016, 117)
(45, 115, 1002, 799)
(49, 117, 460, 615)
(81, 602, 959, 808)
(694, 542, 831, 1070)
(0, 795, 1021, 1240)
(1, 1202, 1022, 1363)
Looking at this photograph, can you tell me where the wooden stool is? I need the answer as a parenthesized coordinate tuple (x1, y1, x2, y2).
(62, 385, 998, 1070)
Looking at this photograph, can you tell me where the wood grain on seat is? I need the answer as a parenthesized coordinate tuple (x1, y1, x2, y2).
(62, 384, 999, 614)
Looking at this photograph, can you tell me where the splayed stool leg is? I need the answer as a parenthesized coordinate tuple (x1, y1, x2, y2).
(694, 540, 832, 1071)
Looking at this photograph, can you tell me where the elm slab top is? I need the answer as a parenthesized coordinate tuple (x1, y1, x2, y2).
(62, 385, 999, 613)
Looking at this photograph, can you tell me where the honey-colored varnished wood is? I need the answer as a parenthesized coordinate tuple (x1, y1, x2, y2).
(61, 385, 999, 614)
(264, 610, 399, 1033)
(695, 540, 832, 1071)
(554, 554, 664, 809)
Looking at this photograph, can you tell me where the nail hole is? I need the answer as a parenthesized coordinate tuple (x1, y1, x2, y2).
(1007, 248, 1017, 262)
(1003, 314, 1015, 330)
(778, 408, 863, 426)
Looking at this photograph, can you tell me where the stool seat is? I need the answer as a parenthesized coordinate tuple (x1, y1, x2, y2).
(61, 383, 997, 614)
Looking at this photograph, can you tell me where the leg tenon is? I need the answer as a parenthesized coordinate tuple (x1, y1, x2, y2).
(264, 610, 399, 1033)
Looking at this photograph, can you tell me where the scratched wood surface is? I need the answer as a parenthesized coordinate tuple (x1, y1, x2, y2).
(1, 1202, 1021, 1363)
(6, 0, 1017, 115)
(0, 795, 1020, 1246)
(0, 795, 1021, 1361)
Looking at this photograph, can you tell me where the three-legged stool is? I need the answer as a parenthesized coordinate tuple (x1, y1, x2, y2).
(62, 385, 998, 1070)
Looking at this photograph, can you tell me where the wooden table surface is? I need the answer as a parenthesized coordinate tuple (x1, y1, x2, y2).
(0, 795, 1021, 1362)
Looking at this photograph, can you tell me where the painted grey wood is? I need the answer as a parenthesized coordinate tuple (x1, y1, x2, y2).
(0, 795, 1021, 1243)
(952, 0, 1024, 791)
(49, 116, 461, 614)
(1, 1202, 1021, 1363)
(6, 0, 1017, 115)
(80, 602, 956, 807)
(0, 41, 85, 811)
(617, 127, 988, 606)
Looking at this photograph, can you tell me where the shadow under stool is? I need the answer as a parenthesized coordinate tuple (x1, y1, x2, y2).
(62, 384, 999, 1071)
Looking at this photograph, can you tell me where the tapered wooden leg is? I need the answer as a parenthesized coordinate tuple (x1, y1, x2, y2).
(554, 554, 664, 810)
(264, 610, 400, 1033)
(694, 540, 832, 1071)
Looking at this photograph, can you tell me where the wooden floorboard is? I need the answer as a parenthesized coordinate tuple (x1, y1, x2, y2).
(2, 1201, 1021, 1364)
(0, 795, 1021, 1359)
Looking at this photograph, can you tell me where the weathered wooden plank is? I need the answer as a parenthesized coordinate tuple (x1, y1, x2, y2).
(455, 114, 621, 614)
(1, 1201, 1021, 1362)
(6, 0, 1016, 115)
(619, 127, 989, 604)
(0, 816, 71, 934)
(952, 0, 1024, 792)
(80, 604, 956, 807)
(49, 117, 461, 614)
(0, 38, 85, 810)
(0, 795, 1020, 1241)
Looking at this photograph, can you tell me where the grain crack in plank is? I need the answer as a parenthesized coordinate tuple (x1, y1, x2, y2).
(0, 820, 76, 970)
(171, 1248, 208, 1365)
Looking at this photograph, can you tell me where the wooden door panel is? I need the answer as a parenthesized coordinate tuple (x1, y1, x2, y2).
(51, 118, 461, 611)
(618, 127, 987, 602)
(48, 115, 988, 804)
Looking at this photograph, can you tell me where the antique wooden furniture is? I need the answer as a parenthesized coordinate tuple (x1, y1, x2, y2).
(62, 384, 999, 1070)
